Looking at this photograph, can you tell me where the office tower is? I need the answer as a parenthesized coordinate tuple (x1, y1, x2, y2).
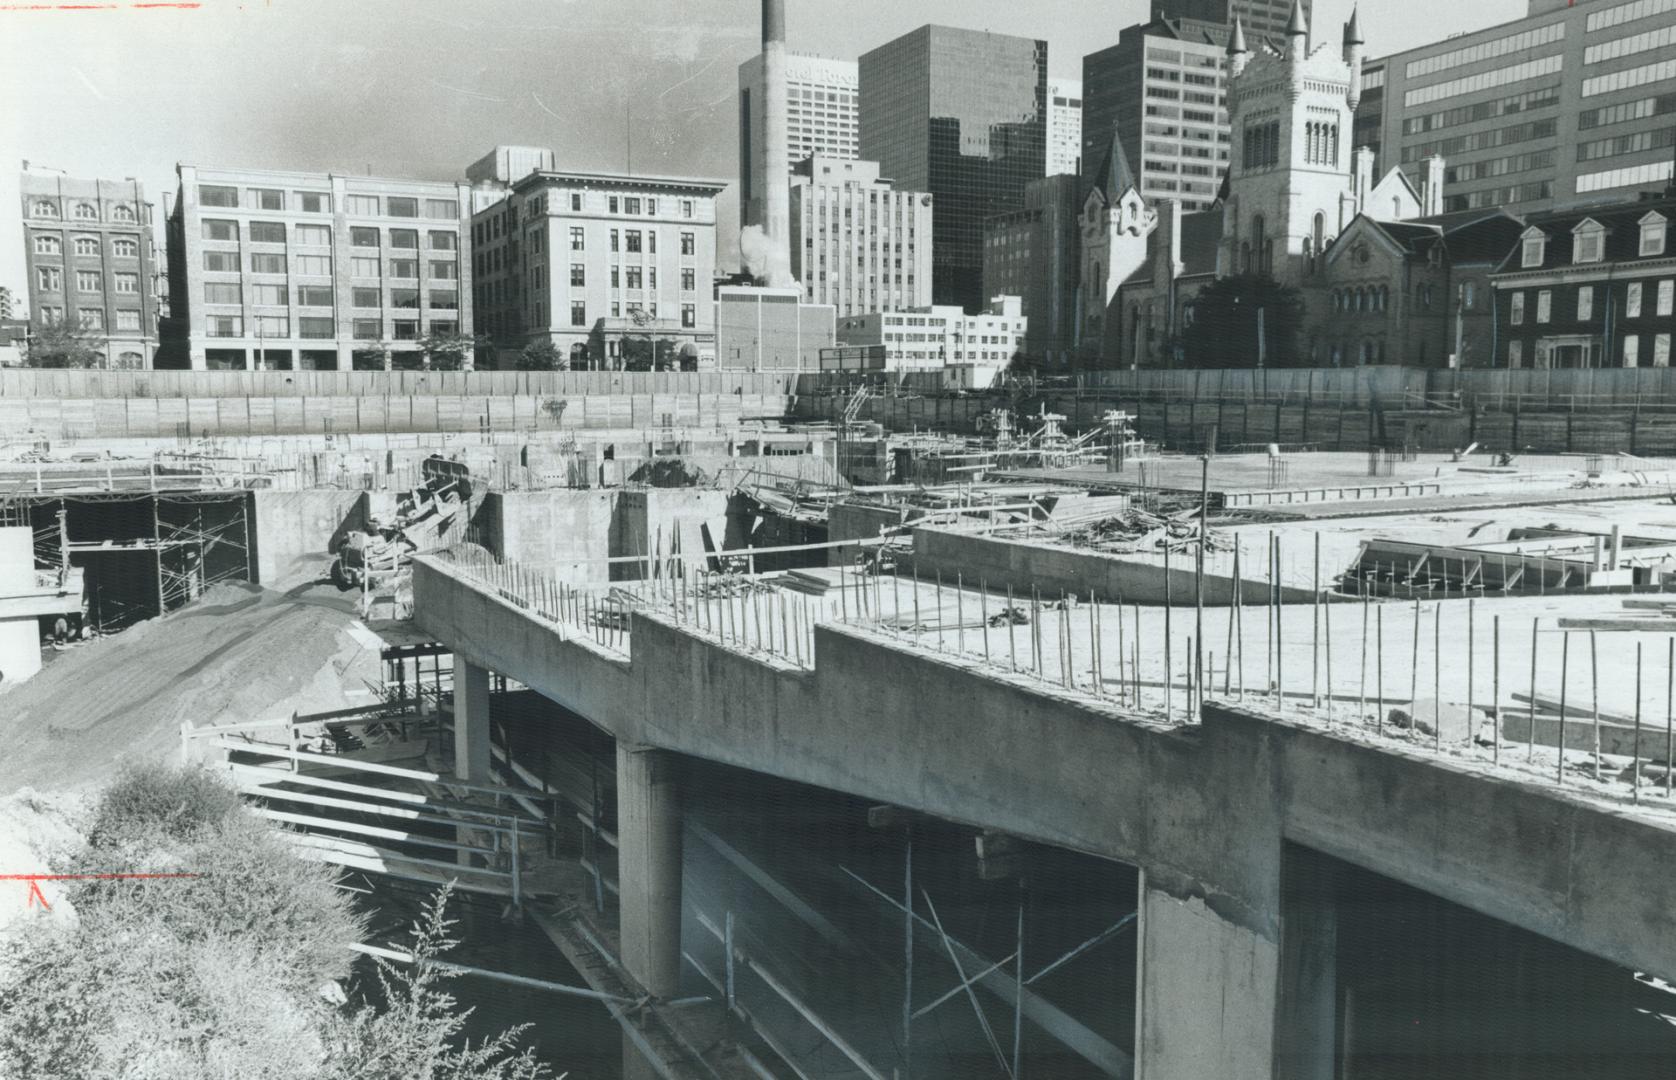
(1048, 79, 1084, 176)
(790, 155, 933, 316)
(1151, 0, 1311, 40)
(983, 173, 1082, 366)
(166, 165, 472, 371)
(1366, 0, 1676, 214)
(472, 169, 724, 370)
(1082, 19, 1232, 212)
(739, 53, 859, 230)
(20, 170, 162, 368)
(860, 24, 1048, 312)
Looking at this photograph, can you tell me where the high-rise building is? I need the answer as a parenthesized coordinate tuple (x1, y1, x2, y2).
(739, 53, 859, 230)
(983, 173, 1082, 365)
(1360, 0, 1676, 216)
(860, 25, 1048, 312)
(472, 169, 724, 370)
(790, 155, 933, 316)
(1151, 0, 1311, 40)
(1082, 19, 1232, 212)
(20, 171, 162, 368)
(1048, 79, 1084, 176)
(166, 165, 472, 371)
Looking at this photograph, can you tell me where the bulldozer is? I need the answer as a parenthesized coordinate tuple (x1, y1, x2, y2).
(330, 456, 472, 592)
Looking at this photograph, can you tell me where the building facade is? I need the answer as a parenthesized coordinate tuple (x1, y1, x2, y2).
(1048, 79, 1085, 177)
(714, 286, 836, 370)
(473, 170, 724, 369)
(740, 53, 859, 231)
(983, 174, 1082, 366)
(859, 25, 1048, 312)
(834, 295, 1026, 373)
(1493, 193, 1676, 368)
(1359, 0, 1676, 217)
(1081, 19, 1232, 213)
(166, 165, 472, 371)
(21, 172, 161, 368)
(1152, 0, 1313, 39)
(789, 155, 933, 317)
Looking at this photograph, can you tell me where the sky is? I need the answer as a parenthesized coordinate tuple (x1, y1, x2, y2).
(0, 0, 1529, 313)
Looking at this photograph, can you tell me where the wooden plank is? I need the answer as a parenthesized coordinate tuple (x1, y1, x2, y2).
(254, 807, 485, 853)
(216, 738, 545, 800)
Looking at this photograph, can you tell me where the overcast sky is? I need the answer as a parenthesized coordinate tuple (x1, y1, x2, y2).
(0, 0, 1527, 311)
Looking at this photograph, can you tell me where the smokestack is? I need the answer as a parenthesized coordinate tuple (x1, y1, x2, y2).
(754, 0, 796, 289)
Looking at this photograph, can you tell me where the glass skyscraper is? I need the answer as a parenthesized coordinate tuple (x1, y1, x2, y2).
(860, 25, 1048, 312)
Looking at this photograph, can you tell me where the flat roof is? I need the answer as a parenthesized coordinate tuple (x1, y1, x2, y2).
(513, 170, 729, 195)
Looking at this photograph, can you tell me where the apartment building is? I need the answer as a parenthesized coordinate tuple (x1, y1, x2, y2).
(1082, 19, 1232, 212)
(1358, 0, 1676, 215)
(165, 165, 472, 370)
(472, 169, 725, 369)
(789, 155, 933, 317)
(1048, 79, 1085, 177)
(739, 53, 859, 230)
(20, 171, 161, 368)
(834, 295, 1026, 373)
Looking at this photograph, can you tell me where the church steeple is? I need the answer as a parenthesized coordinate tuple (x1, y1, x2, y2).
(1344, 6, 1366, 110)
(1227, 16, 1250, 78)
(1285, 0, 1310, 61)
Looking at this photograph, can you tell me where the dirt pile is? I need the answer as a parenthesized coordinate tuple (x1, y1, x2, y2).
(0, 581, 383, 796)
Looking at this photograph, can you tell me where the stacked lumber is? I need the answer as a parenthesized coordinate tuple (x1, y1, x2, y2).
(1558, 599, 1676, 632)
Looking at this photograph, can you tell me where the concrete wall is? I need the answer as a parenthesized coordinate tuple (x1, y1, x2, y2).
(0, 528, 42, 687)
(0, 369, 800, 398)
(482, 488, 730, 585)
(250, 490, 367, 587)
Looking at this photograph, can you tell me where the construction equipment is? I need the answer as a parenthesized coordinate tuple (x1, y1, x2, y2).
(331, 455, 472, 592)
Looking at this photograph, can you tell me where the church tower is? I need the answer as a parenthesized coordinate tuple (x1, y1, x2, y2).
(1218, 1, 1363, 286)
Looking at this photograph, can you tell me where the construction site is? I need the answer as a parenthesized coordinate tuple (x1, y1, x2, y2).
(7, 364, 1676, 1078)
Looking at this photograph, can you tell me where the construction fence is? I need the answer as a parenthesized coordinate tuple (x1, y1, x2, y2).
(0, 369, 800, 399)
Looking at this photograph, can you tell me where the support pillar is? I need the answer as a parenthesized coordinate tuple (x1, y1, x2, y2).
(617, 743, 684, 999)
(452, 655, 492, 784)
(1273, 846, 1341, 1080)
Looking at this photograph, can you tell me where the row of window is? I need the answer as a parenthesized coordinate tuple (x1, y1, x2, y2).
(198, 185, 457, 219)
(1509, 280, 1675, 325)
(35, 268, 141, 294)
(27, 199, 139, 223)
(1446, 149, 1555, 184)
(1332, 286, 1393, 314)
(1585, 22, 1676, 65)
(1580, 91, 1676, 131)
(1242, 121, 1282, 171)
(1582, 56, 1676, 98)
(32, 234, 141, 258)
(1404, 55, 1564, 108)
(1577, 160, 1675, 194)
(1504, 335, 1674, 368)
(33, 307, 145, 332)
(1404, 21, 1564, 80)
(1400, 117, 1557, 165)
(1400, 85, 1561, 138)
(1586, 0, 1676, 33)
(1442, 180, 1554, 212)
(201, 220, 458, 250)
(1303, 121, 1340, 167)
(202, 283, 457, 309)
(1577, 125, 1676, 163)
(200, 251, 458, 278)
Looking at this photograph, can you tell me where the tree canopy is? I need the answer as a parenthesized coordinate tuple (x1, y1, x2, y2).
(1178, 274, 1307, 369)
(27, 319, 103, 369)
(516, 340, 567, 372)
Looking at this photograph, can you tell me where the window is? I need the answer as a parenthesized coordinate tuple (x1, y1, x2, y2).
(250, 222, 287, 244)
(425, 198, 458, 219)
(1661, 280, 1676, 317)
(571, 264, 585, 287)
(1629, 281, 1644, 318)
(430, 260, 457, 280)
(250, 188, 284, 211)
(115, 310, 141, 331)
(32, 200, 58, 218)
(207, 315, 243, 338)
(36, 305, 62, 324)
(351, 227, 380, 248)
(113, 273, 139, 294)
(296, 285, 334, 307)
(626, 267, 643, 290)
(1574, 220, 1605, 263)
(648, 267, 657, 289)
(200, 185, 238, 207)
(610, 196, 620, 214)
(1537, 290, 1552, 323)
(298, 317, 334, 339)
(681, 304, 695, 328)
(204, 282, 242, 304)
(1579, 285, 1594, 321)
(1521, 232, 1546, 268)
(391, 288, 419, 309)
(74, 236, 100, 256)
(571, 193, 583, 212)
(252, 283, 287, 305)
(626, 230, 642, 253)
(251, 253, 287, 274)
(611, 266, 620, 289)
(571, 227, 585, 251)
(570, 301, 586, 326)
(346, 194, 380, 216)
(428, 230, 457, 251)
(76, 270, 102, 293)
(351, 256, 381, 278)
(295, 224, 330, 246)
(1644, 213, 1669, 257)
(1659, 333, 1673, 367)
(681, 199, 694, 218)
(352, 319, 381, 340)
(352, 287, 381, 308)
(392, 320, 419, 340)
(1511, 291, 1525, 325)
(79, 309, 104, 330)
(680, 231, 695, 256)
(389, 259, 418, 279)
(112, 238, 138, 258)
(387, 197, 419, 218)
(428, 290, 458, 310)
(648, 231, 657, 254)
(113, 204, 137, 223)
(200, 219, 235, 242)
(389, 229, 418, 249)
(681, 268, 695, 292)
(1508, 340, 1523, 367)
(33, 234, 60, 255)
(624, 197, 642, 215)
(1625, 333, 1641, 366)
(299, 191, 330, 213)
(294, 255, 332, 276)
(430, 321, 458, 337)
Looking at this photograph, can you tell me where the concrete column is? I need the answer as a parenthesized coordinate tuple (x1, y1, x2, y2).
(616, 743, 684, 999)
(1273, 847, 1341, 1080)
(452, 655, 491, 784)
(1133, 870, 1280, 1079)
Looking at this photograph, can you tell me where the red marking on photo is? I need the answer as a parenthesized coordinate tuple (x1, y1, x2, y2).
(5, 872, 199, 909)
